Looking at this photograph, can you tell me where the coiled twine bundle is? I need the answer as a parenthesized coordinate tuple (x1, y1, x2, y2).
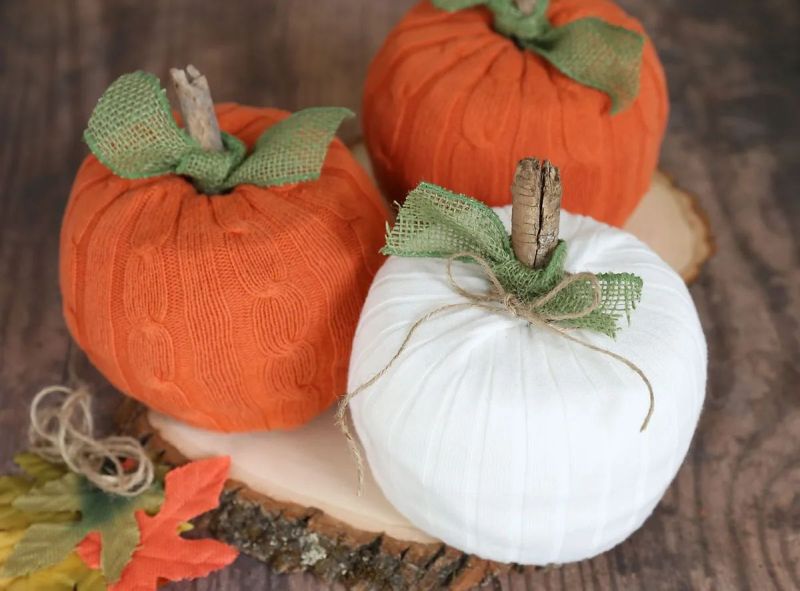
(29, 385, 154, 497)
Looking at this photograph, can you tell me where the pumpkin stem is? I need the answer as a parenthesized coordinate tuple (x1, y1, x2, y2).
(510, 158, 562, 269)
(170, 65, 223, 152)
(514, 0, 538, 16)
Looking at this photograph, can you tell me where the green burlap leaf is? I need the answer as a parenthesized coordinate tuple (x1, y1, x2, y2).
(383, 182, 642, 337)
(384, 184, 512, 262)
(226, 106, 353, 187)
(84, 71, 352, 194)
(432, 0, 643, 113)
(4, 473, 163, 583)
(84, 72, 198, 179)
(175, 132, 248, 194)
(530, 18, 643, 114)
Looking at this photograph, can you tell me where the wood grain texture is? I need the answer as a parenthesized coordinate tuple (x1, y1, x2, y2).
(170, 65, 224, 152)
(0, 0, 797, 589)
(510, 158, 563, 269)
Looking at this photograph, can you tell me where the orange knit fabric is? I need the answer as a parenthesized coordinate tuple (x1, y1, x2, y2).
(363, 0, 669, 227)
(60, 104, 388, 432)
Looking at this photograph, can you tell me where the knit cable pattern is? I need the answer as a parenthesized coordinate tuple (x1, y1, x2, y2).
(60, 104, 388, 432)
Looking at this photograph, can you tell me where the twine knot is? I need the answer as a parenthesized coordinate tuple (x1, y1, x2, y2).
(448, 252, 604, 322)
(29, 385, 154, 497)
(504, 293, 520, 315)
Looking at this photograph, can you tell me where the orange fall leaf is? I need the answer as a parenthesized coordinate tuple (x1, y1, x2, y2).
(78, 457, 238, 591)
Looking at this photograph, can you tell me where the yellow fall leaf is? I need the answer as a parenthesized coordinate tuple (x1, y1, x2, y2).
(1, 529, 104, 591)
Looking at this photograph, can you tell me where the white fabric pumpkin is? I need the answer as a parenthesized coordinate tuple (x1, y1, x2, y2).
(348, 207, 706, 565)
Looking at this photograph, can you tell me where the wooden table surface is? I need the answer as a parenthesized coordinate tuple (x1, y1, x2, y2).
(1, 0, 798, 589)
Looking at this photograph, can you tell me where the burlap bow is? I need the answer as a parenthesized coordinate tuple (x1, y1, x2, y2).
(383, 182, 643, 337)
(84, 71, 353, 194)
(432, 0, 644, 113)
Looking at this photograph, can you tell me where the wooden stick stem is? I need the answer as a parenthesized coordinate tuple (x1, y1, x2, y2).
(170, 65, 223, 152)
(511, 158, 562, 269)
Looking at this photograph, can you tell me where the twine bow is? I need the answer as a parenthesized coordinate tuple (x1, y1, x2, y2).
(432, 0, 645, 113)
(337, 253, 654, 494)
(84, 71, 353, 194)
(29, 385, 154, 497)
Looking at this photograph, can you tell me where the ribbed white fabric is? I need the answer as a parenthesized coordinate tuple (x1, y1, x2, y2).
(348, 208, 706, 565)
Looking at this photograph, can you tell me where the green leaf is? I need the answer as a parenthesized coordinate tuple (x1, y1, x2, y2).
(5, 472, 163, 580)
(83, 483, 162, 582)
(78, 567, 108, 591)
(1, 508, 77, 530)
(83, 71, 352, 193)
(431, 0, 643, 113)
(13, 453, 67, 484)
(12, 473, 82, 513)
(1, 533, 108, 590)
(2, 523, 85, 577)
(99, 512, 140, 583)
(529, 17, 644, 114)
(1, 477, 77, 530)
(0, 477, 31, 505)
(84, 71, 197, 179)
(0, 506, 30, 530)
(225, 106, 353, 189)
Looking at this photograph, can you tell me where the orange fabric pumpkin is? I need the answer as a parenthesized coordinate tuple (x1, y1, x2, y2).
(60, 103, 388, 432)
(363, 0, 668, 226)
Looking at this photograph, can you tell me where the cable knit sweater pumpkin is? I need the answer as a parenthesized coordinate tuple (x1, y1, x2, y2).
(362, 0, 669, 226)
(60, 103, 388, 432)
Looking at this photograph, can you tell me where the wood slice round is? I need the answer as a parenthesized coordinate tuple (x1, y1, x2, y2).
(118, 149, 714, 590)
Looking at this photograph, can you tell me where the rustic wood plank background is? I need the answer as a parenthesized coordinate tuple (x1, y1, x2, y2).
(0, 0, 797, 589)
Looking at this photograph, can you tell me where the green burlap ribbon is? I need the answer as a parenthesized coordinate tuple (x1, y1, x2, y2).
(432, 0, 644, 113)
(84, 71, 353, 194)
(383, 182, 643, 337)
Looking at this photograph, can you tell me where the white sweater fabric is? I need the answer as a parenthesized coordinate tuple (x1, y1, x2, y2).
(348, 208, 707, 565)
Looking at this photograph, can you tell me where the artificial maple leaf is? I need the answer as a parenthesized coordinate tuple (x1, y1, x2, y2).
(3, 472, 162, 583)
(13, 453, 69, 485)
(0, 455, 105, 591)
(0, 454, 74, 531)
(1, 529, 104, 591)
(78, 457, 238, 591)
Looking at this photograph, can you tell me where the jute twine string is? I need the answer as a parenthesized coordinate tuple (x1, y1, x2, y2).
(29, 384, 154, 497)
(336, 253, 654, 494)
